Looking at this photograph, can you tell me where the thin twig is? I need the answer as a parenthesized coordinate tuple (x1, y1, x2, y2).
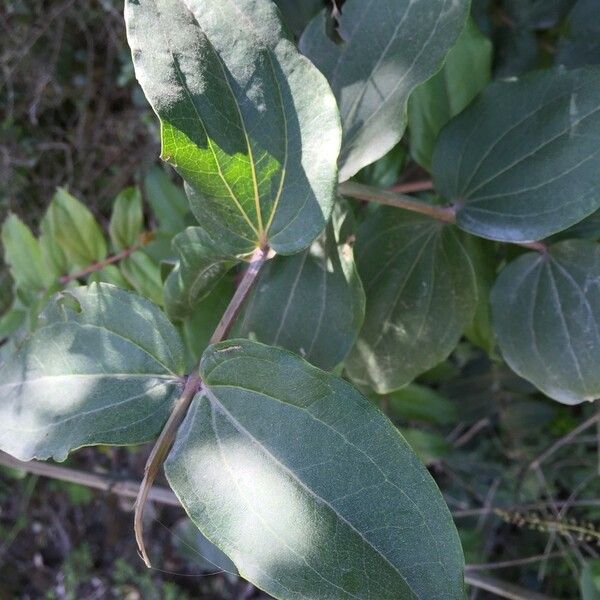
(339, 181, 549, 253)
(453, 499, 600, 518)
(0, 450, 179, 506)
(465, 551, 566, 572)
(465, 573, 558, 600)
(134, 244, 273, 567)
(58, 233, 153, 284)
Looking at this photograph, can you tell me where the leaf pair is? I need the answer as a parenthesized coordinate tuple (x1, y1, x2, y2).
(0, 283, 465, 599)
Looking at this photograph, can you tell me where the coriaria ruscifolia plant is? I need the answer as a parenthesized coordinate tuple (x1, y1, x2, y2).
(2, 0, 600, 598)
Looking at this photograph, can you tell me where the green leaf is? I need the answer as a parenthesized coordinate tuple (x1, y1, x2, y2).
(109, 186, 143, 251)
(491, 240, 600, 404)
(273, 0, 323, 38)
(144, 167, 190, 234)
(43, 188, 107, 268)
(232, 203, 365, 370)
(398, 428, 451, 466)
(0, 307, 26, 342)
(408, 18, 492, 171)
(556, 209, 600, 241)
(166, 339, 465, 600)
(557, 0, 600, 69)
(387, 384, 458, 426)
(126, 0, 341, 255)
(345, 208, 477, 393)
(121, 251, 164, 307)
(163, 227, 240, 321)
(353, 144, 408, 189)
(581, 559, 600, 600)
(432, 67, 600, 242)
(1, 214, 52, 292)
(300, 0, 470, 181)
(0, 284, 185, 461)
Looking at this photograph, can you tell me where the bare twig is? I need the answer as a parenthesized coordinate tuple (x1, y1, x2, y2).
(465, 551, 566, 572)
(453, 499, 600, 518)
(465, 573, 558, 600)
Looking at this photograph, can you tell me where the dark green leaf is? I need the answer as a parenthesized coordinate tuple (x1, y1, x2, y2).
(273, 0, 323, 38)
(300, 0, 470, 181)
(557, 0, 600, 69)
(166, 340, 465, 600)
(433, 67, 600, 242)
(398, 428, 451, 465)
(163, 227, 239, 321)
(387, 384, 458, 426)
(109, 186, 143, 251)
(581, 559, 600, 600)
(0, 283, 185, 461)
(345, 208, 477, 393)
(491, 240, 600, 404)
(232, 203, 365, 370)
(126, 0, 341, 254)
(408, 18, 492, 171)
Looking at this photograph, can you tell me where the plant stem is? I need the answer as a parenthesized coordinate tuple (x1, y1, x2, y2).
(210, 245, 272, 344)
(388, 179, 434, 194)
(338, 180, 549, 253)
(58, 232, 153, 284)
(134, 244, 272, 567)
(339, 180, 456, 223)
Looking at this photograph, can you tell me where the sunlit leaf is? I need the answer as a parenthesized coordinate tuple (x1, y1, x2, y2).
(300, 0, 469, 180)
(126, 0, 341, 254)
(0, 284, 184, 461)
(166, 339, 465, 600)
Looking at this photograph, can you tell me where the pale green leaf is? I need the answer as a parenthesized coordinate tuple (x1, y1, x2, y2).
(345, 208, 477, 393)
(581, 559, 600, 600)
(109, 186, 143, 251)
(300, 0, 470, 181)
(164, 227, 239, 321)
(43, 188, 107, 268)
(491, 240, 600, 404)
(408, 18, 492, 171)
(432, 67, 600, 242)
(121, 251, 164, 306)
(126, 0, 341, 254)
(144, 167, 191, 234)
(1, 214, 52, 292)
(0, 283, 185, 461)
(387, 384, 457, 426)
(166, 339, 465, 600)
(233, 203, 365, 370)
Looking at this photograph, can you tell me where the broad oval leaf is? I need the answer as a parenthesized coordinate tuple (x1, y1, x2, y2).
(345, 208, 477, 394)
(164, 227, 240, 321)
(0, 283, 185, 461)
(232, 203, 365, 370)
(166, 340, 465, 600)
(126, 0, 341, 255)
(300, 0, 470, 181)
(491, 240, 600, 405)
(432, 67, 600, 242)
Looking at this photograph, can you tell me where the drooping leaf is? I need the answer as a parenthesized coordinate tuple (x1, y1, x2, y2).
(345, 208, 477, 393)
(0, 283, 185, 461)
(232, 203, 365, 370)
(109, 186, 143, 251)
(273, 0, 323, 38)
(432, 67, 600, 242)
(300, 0, 470, 181)
(144, 167, 191, 234)
(126, 0, 341, 255)
(42, 188, 107, 268)
(556, 0, 600, 69)
(1, 214, 52, 293)
(164, 227, 240, 321)
(491, 240, 600, 404)
(408, 18, 492, 171)
(166, 339, 465, 600)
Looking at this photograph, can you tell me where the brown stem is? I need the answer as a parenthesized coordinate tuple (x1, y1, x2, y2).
(339, 180, 549, 253)
(339, 180, 456, 223)
(388, 179, 434, 194)
(58, 232, 154, 284)
(134, 244, 272, 567)
(210, 245, 273, 344)
(0, 450, 179, 507)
